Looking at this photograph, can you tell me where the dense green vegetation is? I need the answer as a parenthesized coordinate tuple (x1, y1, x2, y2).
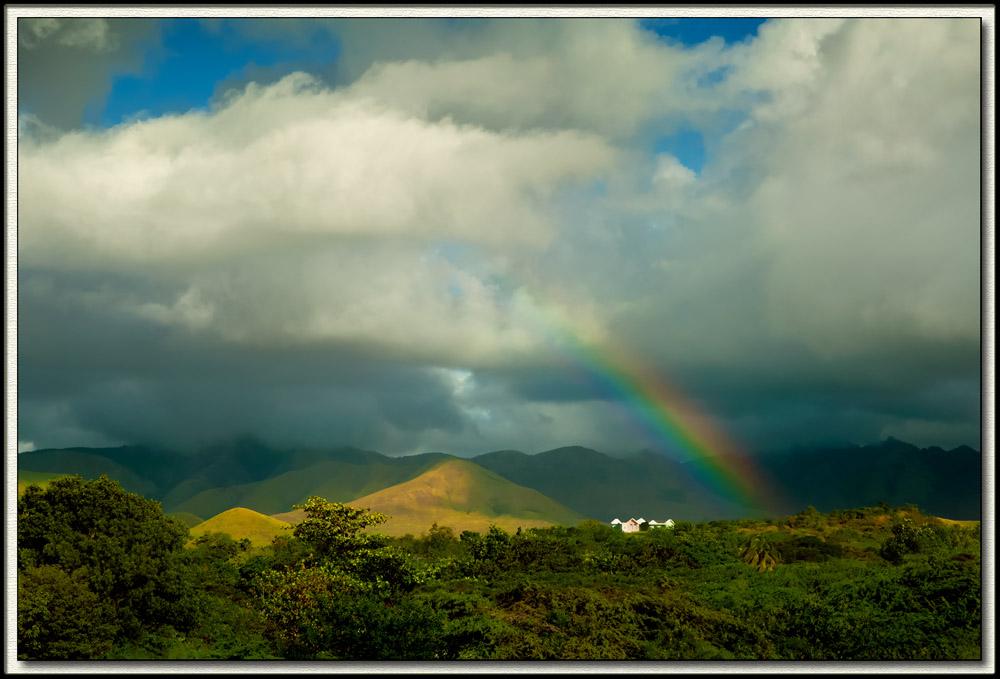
(17, 477, 982, 661)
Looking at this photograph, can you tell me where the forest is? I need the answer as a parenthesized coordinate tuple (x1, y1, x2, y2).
(17, 475, 982, 661)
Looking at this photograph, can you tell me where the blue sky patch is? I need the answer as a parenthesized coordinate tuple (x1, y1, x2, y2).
(90, 19, 340, 128)
(640, 17, 768, 47)
(654, 127, 706, 175)
(81, 18, 769, 129)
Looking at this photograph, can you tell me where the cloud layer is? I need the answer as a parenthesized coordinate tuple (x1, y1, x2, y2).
(16, 17, 983, 456)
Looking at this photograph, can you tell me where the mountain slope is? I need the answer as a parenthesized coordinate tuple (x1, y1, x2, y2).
(472, 445, 750, 523)
(335, 458, 588, 536)
(168, 453, 452, 518)
(19, 436, 982, 525)
(188, 507, 292, 547)
(17, 469, 67, 496)
(758, 438, 981, 519)
(167, 512, 205, 529)
(16, 448, 161, 499)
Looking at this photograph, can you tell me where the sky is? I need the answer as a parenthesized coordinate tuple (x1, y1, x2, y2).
(12, 13, 987, 460)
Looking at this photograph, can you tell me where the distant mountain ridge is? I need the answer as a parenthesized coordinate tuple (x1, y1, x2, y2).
(17, 436, 982, 525)
(471, 445, 752, 522)
(757, 437, 981, 520)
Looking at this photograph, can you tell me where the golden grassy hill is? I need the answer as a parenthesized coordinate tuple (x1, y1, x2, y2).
(339, 458, 588, 537)
(189, 507, 292, 548)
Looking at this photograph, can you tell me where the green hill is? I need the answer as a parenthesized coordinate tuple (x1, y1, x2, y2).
(342, 458, 589, 537)
(17, 469, 67, 496)
(161, 476, 218, 511)
(472, 446, 751, 523)
(168, 454, 450, 519)
(189, 507, 292, 548)
(17, 449, 159, 499)
(169, 483, 252, 522)
(18, 437, 982, 527)
(166, 511, 205, 529)
(759, 439, 981, 519)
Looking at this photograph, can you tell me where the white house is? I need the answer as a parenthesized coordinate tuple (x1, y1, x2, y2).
(610, 517, 675, 532)
(647, 519, 675, 529)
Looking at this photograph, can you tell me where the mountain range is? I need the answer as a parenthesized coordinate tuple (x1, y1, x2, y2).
(16, 436, 982, 535)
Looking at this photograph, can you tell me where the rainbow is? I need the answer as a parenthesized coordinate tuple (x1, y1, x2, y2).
(513, 294, 782, 515)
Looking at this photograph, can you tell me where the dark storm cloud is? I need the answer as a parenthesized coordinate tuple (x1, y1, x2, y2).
(16, 268, 468, 452)
(17, 18, 161, 130)
(470, 327, 982, 454)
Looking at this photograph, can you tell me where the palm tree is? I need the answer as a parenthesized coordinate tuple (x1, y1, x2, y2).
(738, 533, 781, 572)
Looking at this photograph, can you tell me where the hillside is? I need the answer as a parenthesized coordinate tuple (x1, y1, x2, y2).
(188, 507, 292, 548)
(757, 438, 982, 519)
(169, 454, 450, 519)
(167, 512, 205, 529)
(17, 469, 67, 496)
(17, 440, 456, 519)
(472, 446, 751, 523)
(334, 458, 589, 537)
(473, 442, 982, 523)
(16, 448, 161, 499)
(17, 436, 983, 526)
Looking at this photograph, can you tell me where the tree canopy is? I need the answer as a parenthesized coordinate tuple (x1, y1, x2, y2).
(290, 496, 388, 558)
(17, 484, 982, 661)
(17, 475, 193, 655)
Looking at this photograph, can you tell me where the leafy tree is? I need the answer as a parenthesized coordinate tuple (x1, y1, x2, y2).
(790, 505, 825, 530)
(238, 535, 313, 594)
(291, 496, 389, 559)
(18, 565, 118, 659)
(254, 498, 436, 658)
(346, 544, 430, 597)
(673, 520, 696, 533)
(253, 562, 355, 654)
(501, 530, 582, 573)
(879, 517, 925, 564)
(424, 522, 459, 556)
(475, 525, 513, 561)
(166, 532, 275, 659)
(18, 475, 193, 645)
(459, 525, 514, 579)
(255, 565, 446, 660)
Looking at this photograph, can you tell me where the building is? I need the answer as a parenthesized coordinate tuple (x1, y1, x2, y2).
(647, 519, 675, 529)
(610, 517, 674, 532)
